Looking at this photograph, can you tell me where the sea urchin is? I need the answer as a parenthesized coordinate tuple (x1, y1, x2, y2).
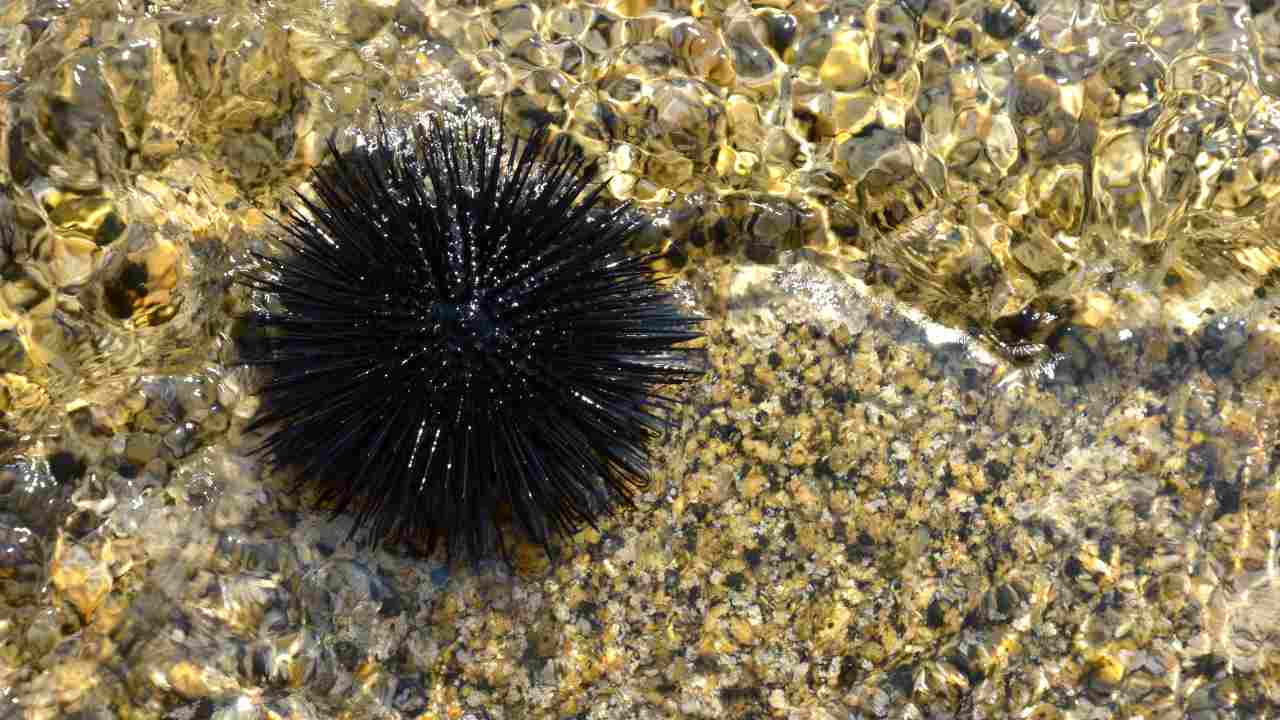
(238, 112, 703, 560)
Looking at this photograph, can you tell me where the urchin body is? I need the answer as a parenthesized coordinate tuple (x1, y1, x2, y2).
(239, 113, 701, 559)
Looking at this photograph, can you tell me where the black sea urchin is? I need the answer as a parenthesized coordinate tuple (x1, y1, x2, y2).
(238, 112, 703, 559)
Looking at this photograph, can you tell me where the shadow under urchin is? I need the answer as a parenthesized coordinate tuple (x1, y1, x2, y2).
(236, 110, 704, 561)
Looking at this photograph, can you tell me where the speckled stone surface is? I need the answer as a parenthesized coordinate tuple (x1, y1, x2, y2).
(3, 0, 1280, 718)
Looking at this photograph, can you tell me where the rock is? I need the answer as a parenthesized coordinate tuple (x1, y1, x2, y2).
(49, 536, 112, 622)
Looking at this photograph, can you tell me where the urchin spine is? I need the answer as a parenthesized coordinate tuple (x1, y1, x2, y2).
(238, 111, 702, 559)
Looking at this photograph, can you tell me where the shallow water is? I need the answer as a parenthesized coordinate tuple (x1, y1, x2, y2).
(3, 0, 1280, 718)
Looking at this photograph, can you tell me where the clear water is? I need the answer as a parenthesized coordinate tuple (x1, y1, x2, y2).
(3, 0, 1280, 717)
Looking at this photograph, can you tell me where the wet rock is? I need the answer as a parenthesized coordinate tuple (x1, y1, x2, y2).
(166, 659, 240, 700)
(49, 537, 112, 622)
(101, 238, 180, 326)
(0, 511, 44, 604)
(0, 455, 71, 539)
